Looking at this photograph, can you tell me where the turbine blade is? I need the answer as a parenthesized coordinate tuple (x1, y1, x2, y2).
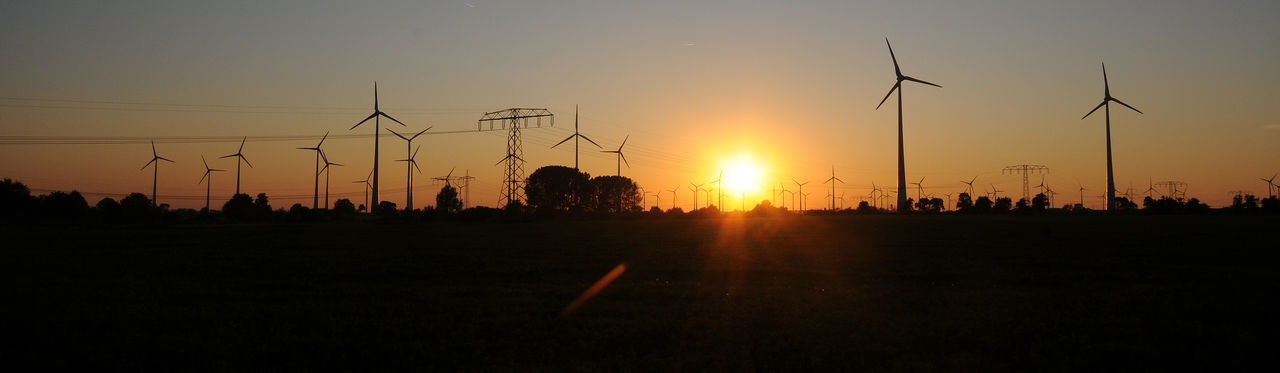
(1111, 98, 1143, 114)
(620, 153, 630, 168)
(1102, 62, 1109, 96)
(142, 158, 156, 170)
(412, 126, 431, 140)
(240, 155, 252, 168)
(200, 171, 209, 184)
(902, 76, 941, 88)
(551, 135, 574, 148)
(885, 38, 901, 77)
(412, 144, 421, 159)
(159, 156, 174, 163)
(578, 134, 603, 148)
(151, 140, 157, 156)
(238, 136, 246, 152)
(318, 131, 328, 147)
(351, 113, 377, 130)
(202, 155, 209, 169)
(1081, 101, 1106, 119)
(388, 128, 409, 141)
(412, 161, 422, 174)
(380, 112, 407, 126)
(875, 82, 900, 110)
(620, 135, 629, 149)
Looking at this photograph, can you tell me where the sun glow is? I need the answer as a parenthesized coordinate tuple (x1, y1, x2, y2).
(722, 156, 764, 192)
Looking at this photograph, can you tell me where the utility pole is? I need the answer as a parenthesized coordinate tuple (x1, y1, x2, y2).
(1003, 164, 1049, 202)
(458, 169, 475, 210)
(1154, 181, 1188, 199)
(478, 108, 554, 208)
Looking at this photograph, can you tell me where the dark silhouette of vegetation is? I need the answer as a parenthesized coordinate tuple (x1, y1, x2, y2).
(435, 185, 463, 214)
(525, 166, 590, 213)
(588, 175, 640, 213)
(955, 192, 973, 211)
(333, 198, 357, 217)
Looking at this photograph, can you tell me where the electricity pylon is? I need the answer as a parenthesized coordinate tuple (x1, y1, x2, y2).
(478, 108, 554, 208)
(1002, 164, 1049, 202)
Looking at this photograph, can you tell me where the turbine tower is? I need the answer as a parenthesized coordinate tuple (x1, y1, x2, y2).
(1082, 63, 1143, 212)
(909, 177, 925, 204)
(824, 165, 845, 211)
(667, 186, 679, 210)
(198, 155, 224, 212)
(876, 38, 942, 213)
(708, 169, 724, 210)
(352, 169, 372, 212)
(351, 82, 408, 209)
(296, 132, 328, 209)
(793, 179, 809, 212)
(600, 135, 630, 176)
(551, 105, 602, 170)
(689, 182, 704, 210)
(960, 175, 978, 196)
(1260, 173, 1277, 198)
(141, 140, 173, 207)
(219, 136, 252, 195)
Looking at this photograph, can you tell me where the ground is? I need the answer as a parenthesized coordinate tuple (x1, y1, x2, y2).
(4, 215, 1278, 371)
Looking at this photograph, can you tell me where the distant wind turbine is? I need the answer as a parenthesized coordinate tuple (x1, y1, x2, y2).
(141, 140, 174, 207)
(350, 82, 408, 208)
(219, 136, 252, 195)
(1261, 173, 1277, 198)
(689, 182, 704, 210)
(910, 176, 926, 204)
(319, 151, 342, 209)
(198, 155, 225, 212)
(1082, 63, 1143, 212)
(552, 105, 602, 170)
(793, 179, 809, 212)
(297, 132, 328, 209)
(396, 145, 423, 211)
(876, 38, 942, 213)
(668, 186, 679, 210)
(960, 175, 978, 196)
(352, 169, 372, 212)
(824, 165, 845, 211)
(600, 135, 630, 176)
(390, 126, 431, 211)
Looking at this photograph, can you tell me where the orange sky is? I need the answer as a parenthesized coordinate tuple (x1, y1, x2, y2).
(1, 1, 1277, 210)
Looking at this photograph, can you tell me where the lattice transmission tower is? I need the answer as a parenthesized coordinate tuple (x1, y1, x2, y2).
(477, 108, 554, 208)
(1002, 164, 1049, 201)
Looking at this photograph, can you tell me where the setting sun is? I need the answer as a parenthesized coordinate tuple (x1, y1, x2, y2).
(722, 156, 764, 192)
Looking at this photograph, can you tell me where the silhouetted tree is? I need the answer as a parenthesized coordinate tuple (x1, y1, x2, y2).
(435, 185, 463, 213)
(39, 190, 89, 220)
(955, 192, 973, 211)
(993, 197, 1013, 213)
(969, 196, 993, 213)
(222, 193, 260, 221)
(332, 198, 356, 217)
(120, 193, 155, 221)
(375, 201, 398, 216)
(287, 203, 318, 222)
(1031, 193, 1049, 212)
(0, 178, 37, 220)
(589, 175, 640, 213)
(1231, 194, 1259, 211)
(902, 198, 915, 212)
(253, 193, 272, 213)
(525, 166, 591, 212)
(1260, 196, 1280, 213)
(95, 197, 122, 222)
(1113, 197, 1139, 212)
(916, 197, 943, 213)
(856, 201, 877, 213)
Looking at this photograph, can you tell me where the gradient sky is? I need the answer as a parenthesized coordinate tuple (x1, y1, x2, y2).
(2, 0, 1277, 210)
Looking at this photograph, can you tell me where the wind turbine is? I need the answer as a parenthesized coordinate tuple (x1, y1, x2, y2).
(396, 145, 423, 211)
(667, 186, 679, 210)
(1082, 63, 1143, 212)
(434, 166, 458, 187)
(352, 169, 372, 212)
(709, 169, 724, 209)
(198, 155, 224, 212)
(824, 165, 845, 211)
(777, 182, 790, 209)
(909, 176, 925, 204)
(989, 184, 1003, 201)
(1144, 178, 1157, 200)
(960, 175, 978, 196)
(689, 182, 704, 210)
(350, 82, 408, 209)
(943, 192, 953, 211)
(389, 126, 431, 211)
(600, 135, 630, 176)
(552, 105, 602, 170)
(1260, 173, 1277, 198)
(1078, 183, 1087, 207)
(141, 140, 174, 207)
(319, 151, 343, 209)
(219, 136, 252, 195)
(793, 179, 809, 212)
(1033, 175, 1047, 196)
(876, 38, 942, 213)
(297, 132, 328, 209)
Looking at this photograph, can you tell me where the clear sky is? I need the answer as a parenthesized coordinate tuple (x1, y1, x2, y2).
(1, 0, 1277, 210)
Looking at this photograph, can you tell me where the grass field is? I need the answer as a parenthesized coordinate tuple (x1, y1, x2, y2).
(4, 215, 1278, 371)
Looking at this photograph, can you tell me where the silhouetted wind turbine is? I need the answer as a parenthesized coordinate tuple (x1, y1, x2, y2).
(1261, 173, 1277, 198)
(141, 141, 174, 207)
(989, 184, 1003, 200)
(824, 165, 845, 210)
(960, 175, 978, 196)
(434, 166, 457, 188)
(1078, 183, 1087, 207)
(552, 105, 602, 170)
(910, 176, 925, 203)
(396, 145, 423, 211)
(793, 179, 809, 212)
(390, 126, 431, 211)
(1034, 175, 1047, 196)
(667, 186, 679, 210)
(352, 169, 372, 212)
(778, 182, 790, 209)
(297, 132, 328, 209)
(219, 136, 252, 195)
(198, 155, 224, 212)
(600, 135, 630, 176)
(709, 169, 724, 209)
(689, 182, 704, 210)
(350, 82, 407, 209)
(319, 151, 343, 209)
(876, 38, 941, 213)
(1082, 63, 1143, 212)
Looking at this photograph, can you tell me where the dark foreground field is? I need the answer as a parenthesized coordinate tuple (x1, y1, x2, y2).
(4, 215, 1278, 371)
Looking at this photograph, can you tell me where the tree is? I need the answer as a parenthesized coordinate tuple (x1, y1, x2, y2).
(333, 198, 357, 216)
(40, 190, 89, 220)
(1, 178, 37, 220)
(970, 196, 993, 213)
(525, 165, 590, 212)
(95, 197, 122, 222)
(222, 193, 264, 221)
(955, 192, 973, 211)
(436, 185, 463, 213)
(375, 201, 398, 216)
(253, 193, 272, 213)
(589, 175, 640, 213)
(120, 192, 155, 220)
(993, 197, 1013, 213)
(1031, 193, 1049, 212)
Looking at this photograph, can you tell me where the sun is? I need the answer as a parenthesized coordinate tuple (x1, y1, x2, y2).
(722, 156, 764, 192)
